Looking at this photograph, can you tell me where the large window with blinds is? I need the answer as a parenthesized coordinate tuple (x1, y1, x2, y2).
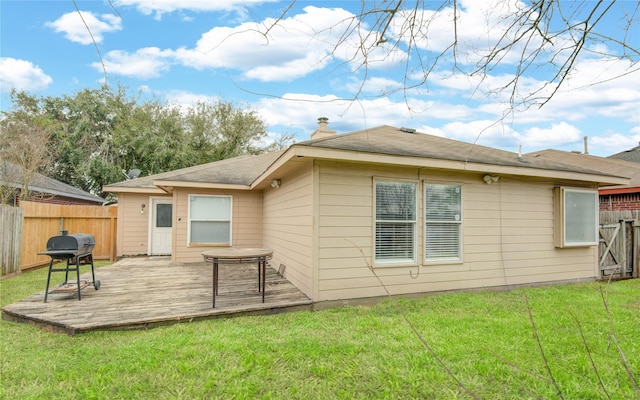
(425, 184, 462, 262)
(188, 195, 232, 245)
(374, 180, 417, 264)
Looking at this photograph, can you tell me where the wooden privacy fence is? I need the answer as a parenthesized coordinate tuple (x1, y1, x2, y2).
(19, 201, 117, 271)
(599, 210, 639, 279)
(1, 205, 24, 275)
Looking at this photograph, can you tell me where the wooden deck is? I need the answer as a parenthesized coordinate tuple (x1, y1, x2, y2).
(1, 257, 312, 335)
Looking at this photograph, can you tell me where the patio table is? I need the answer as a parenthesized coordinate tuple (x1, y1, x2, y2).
(202, 248, 273, 308)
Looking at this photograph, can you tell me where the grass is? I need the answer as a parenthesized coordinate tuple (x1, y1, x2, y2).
(1, 264, 638, 399)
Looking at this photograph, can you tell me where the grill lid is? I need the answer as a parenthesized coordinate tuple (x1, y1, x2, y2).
(46, 233, 95, 252)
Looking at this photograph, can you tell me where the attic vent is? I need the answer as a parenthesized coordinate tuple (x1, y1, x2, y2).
(400, 127, 416, 133)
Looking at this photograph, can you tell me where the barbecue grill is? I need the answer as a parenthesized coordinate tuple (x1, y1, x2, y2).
(39, 232, 100, 302)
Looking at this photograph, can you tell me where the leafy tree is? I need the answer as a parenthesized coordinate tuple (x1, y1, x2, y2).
(2, 86, 280, 199)
(41, 86, 135, 195)
(0, 91, 54, 204)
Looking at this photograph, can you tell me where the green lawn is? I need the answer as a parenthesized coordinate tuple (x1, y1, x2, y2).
(1, 264, 638, 399)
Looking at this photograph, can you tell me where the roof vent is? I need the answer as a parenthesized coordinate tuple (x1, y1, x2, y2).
(400, 127, 416, 134)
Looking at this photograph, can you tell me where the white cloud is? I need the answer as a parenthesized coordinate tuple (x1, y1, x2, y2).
(420, 120, 521, 149)
(414, 120, 591, 155)
(542, 58, 640, 121)
(167, 5, 407, 82)
(170, 6, 362, 82)
(114, 0, 274, 19)
(419, 120, 579, 153)
(343, 76, 403, 96)
(384, 0, 640, 124)
(0, 58, 52, 93)
(391, 0, 537, 64)
(253, 91, 479, 137)
(589, 131, 640, 156)
(394, 54, 640, 129)
(47, 11, 122, 45)
(93, 48, 174, 79)
(520, 122, 582, 148)
(94, 6, 370, 83)
(164, 90, 220, 106)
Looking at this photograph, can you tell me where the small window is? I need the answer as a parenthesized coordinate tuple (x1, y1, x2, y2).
(425, 184, 462, 262)
(156, 203, 172, 228)
(554, 187, 598, 248)
(188, 195, 232, 245)
(374, 180, 417, 264)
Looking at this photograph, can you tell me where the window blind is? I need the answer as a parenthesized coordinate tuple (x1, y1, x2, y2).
(425, 184, 462, 261)
(188, 195, 232, 244)
(375, 181, 416, 262)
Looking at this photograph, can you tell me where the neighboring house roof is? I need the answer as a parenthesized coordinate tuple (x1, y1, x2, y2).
(1, 161, 104, 204)
(527, 149, 640, 195)
(104, 125, 630, 193)
(608, 143, 640, 163)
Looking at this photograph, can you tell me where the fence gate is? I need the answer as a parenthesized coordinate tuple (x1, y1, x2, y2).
(599, 219, 636, 278)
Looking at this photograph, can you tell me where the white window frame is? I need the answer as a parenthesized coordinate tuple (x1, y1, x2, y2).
(424, 183, 463, 264)
(187, 194, 232, 246)
(554, 187, 598, 248)
(373, 179, 418, 266)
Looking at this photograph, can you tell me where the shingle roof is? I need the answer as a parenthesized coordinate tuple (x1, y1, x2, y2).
(298, 125, 627, 177)
(527, 149, 639, 187)
(104, 125, 629, 192)
(105, 151, 286, 189)
(1, 161, 104, 203)
(608, 144, 640, 163)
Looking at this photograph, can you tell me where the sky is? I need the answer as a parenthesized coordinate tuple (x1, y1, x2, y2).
(1, 0, 639, 157)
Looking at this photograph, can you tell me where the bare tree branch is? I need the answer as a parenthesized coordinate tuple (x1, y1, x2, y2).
(522, 290, 565, 399)
(569, 309, 612, 400)
(72, 0, 107, 86)
(599, 283, 640, 397)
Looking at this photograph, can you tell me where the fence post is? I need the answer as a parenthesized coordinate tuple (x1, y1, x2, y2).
(631, 220, 640, 278)
(110, 215, 116, 261)
(1, 205, 24, 276)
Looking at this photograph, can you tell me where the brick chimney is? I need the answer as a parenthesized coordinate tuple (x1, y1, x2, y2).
(311, 117, 337, 140)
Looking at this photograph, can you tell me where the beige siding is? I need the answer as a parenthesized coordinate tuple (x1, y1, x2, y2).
(172, 188, 263, 264)
(262, 161, 314, 298)
(315, 161, 598, 302)
(117, 193, 170, 257)
(114, 157, 598, 303)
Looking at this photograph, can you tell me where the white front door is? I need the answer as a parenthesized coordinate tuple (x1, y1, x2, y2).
(150, 198, 172, 255)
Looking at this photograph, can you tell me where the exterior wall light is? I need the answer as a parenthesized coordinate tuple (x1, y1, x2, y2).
(271, 179, 281, 188)
(483, 174, 500, 184)
(141, 203, 146, 213)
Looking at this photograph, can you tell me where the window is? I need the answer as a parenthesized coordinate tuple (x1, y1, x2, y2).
(188, 195, 232, 245)
(374, 180, 417, 264)
(554, 187, 598, 247)
(425, 184, 462, 262)
(156, 203, 172, 228)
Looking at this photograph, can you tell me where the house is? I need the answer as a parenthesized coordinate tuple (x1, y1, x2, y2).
(103, 121, 630, 304)
(1, 161, 104, 206)
(527, 149, 640, 212)
(608, 143, 640, 163)
(605, 143, 640, 212)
